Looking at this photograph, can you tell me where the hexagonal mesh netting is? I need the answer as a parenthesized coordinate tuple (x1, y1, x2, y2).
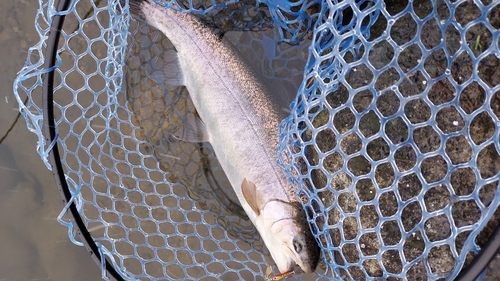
(277, 0, 500, 279)
(12, 0, 500, 280)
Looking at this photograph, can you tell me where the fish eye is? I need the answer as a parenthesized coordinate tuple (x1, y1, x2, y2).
(293, 240, 303, 253)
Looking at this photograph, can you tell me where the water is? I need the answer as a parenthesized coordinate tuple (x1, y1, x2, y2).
(0, 1, 101, 280)
(4, 0, 500, 280)
(1, 1, 310, 280)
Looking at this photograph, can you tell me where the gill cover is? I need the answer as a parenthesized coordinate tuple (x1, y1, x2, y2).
(241, 179, 320, 273)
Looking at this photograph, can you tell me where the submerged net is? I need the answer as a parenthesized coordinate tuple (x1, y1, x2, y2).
(13, 0, 500, 280)
(278, 0, 500, 279)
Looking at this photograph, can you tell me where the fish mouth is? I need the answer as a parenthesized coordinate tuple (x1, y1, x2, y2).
(296, 258, 317, 273)
(290, 241, 320, 273)
(286, 248, 317, 274)
(276, 254, 295, 274)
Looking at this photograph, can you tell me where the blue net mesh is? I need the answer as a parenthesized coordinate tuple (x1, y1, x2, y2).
(13, 0, 500, 280)
(278, 0, 500, 279)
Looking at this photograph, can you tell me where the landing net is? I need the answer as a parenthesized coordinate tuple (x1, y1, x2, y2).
(13, 0, 500, 280)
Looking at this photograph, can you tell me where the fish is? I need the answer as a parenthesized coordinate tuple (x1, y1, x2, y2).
(125, 0, 320, 274)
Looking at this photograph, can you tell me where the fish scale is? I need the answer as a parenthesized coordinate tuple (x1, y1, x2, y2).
(143, 4, 287, 199)
(127, 0, 320, 275)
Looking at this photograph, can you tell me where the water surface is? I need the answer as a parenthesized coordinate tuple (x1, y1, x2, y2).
(0, 1, 101, 280)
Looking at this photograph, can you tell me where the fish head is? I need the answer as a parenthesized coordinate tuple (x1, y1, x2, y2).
(241, 179, 320, 273)
(256, 200, 320, 274)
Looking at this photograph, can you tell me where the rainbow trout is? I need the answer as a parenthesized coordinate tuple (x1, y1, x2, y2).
(126, 0, 319, 273)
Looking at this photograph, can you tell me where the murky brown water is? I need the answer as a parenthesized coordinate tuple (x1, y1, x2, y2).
(4, 0, 500, 281)
(1, 1, 311, 280)
(0, 1, 102, 280)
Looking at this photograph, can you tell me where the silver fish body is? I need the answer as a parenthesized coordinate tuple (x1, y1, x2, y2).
(127, 0, 319, 273)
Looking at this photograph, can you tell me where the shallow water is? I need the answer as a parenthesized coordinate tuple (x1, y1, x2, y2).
(0, 1, 309, 280)
(3, 0, 500, 280)
(0, 1, 101, 280)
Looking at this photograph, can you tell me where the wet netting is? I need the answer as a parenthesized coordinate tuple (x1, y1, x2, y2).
(12, 0, 500, 280)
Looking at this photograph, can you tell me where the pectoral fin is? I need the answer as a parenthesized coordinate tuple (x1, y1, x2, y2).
(150, 50, 185, 86)
(173, 114, 210, 143)
(241, 178, 263, 216)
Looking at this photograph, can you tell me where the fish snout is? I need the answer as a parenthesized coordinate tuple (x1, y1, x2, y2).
(274, 254, 295, 274)
(292, 230, 320, 273)
(298, 257, 319, 273)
